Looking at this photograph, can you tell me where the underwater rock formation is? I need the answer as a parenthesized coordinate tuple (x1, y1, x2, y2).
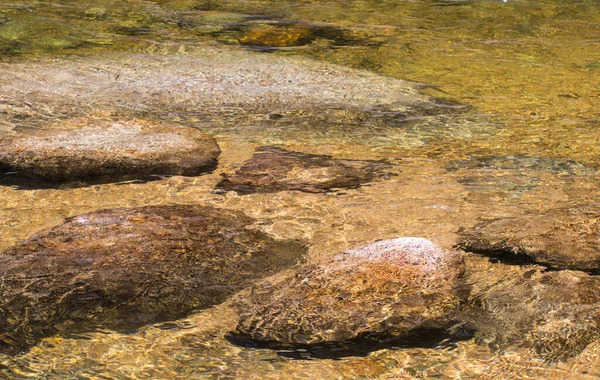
(0, 118, 220, 183)
(234, 21, 381, 49)
(0, 205, 307, 353)
(0, 49, 439, 132)
(461, 255, 600, 361)
(458, 203, 600, 271)
(231, 238, 466, 346)
(215, 146, 397, 194)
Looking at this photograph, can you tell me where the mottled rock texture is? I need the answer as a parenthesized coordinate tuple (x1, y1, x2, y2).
(215, 146, 397, 194)
(231, 238, 466, 346)
(458, 203, 600, 271)
(0, 49, 438, 134)
(461, 255, 600, 361)
(0, 205, 307, 353)
(0, 119, 220, 182)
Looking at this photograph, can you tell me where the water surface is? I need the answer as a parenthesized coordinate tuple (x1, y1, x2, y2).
(1, 0, 599, 378)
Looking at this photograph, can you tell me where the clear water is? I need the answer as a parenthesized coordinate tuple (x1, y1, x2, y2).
(1, 0, 599, 378)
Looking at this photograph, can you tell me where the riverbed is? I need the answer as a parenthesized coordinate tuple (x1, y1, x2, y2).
(1, 0, 599, 378)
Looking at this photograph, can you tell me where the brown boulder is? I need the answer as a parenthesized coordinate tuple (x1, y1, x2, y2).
(231, 238, 466, 346)
(0, 205, 307, 353)
(0, 118, 220, 183)
(215, 146, 397, 194)
(458, 203, 600, 271)
(460, 255, 600, 361)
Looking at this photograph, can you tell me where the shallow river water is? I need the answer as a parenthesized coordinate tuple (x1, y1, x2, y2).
(0, 0, 599, 378)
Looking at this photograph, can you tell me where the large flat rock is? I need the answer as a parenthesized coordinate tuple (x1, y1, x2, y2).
(0, 118, 220, 182)
(0, 205, 307, 353)
(0, 47, 475, 161)
(0, 48, 438, 133)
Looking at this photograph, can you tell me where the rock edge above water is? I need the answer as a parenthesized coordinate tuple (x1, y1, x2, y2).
(458, 203, 600, 271)
(232, 237, 466, 346)
(0, 118, 220, 183)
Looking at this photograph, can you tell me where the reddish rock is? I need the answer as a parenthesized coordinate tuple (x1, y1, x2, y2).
(231, 238, 465, 346)
(215, 146, 397, 194)
(0, 205, 307, 353)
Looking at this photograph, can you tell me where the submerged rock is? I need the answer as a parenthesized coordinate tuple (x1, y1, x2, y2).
(231, 238, 466, 346)
(0, 205, 307, 353)
(0, 118, 220, 183)
(0, 49, 437, 130)
(458, 203, 600, 271)
(215, 146, 397, 194)
(238, 23, 317, 48)
(461, 255, 600, 361)
(444, 155, 597, 204)
(235, 21, 379, 49)
(445, 155, 593, 175)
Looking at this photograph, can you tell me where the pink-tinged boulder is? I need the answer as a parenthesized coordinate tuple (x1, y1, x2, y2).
(231, 238, 466, 346)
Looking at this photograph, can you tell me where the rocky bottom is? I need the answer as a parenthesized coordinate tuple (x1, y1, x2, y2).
(3, 255, 600, 379)
(1, 132, 599, 379)
(2, 160, 599, 379)
(1, 46, 599, 379)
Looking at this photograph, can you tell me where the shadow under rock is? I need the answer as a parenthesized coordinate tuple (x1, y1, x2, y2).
(225, 323, 476, 360)
(0, 162, 218, 190)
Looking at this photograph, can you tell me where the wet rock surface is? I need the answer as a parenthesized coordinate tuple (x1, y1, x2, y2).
(460, 255, 600, 361)
(457, 203, 600, 271)
(215, 146, 398, 194)
(0, 49, 439, 134)
(231, 238, 466, 347)
(0, 205, 307, 353)
(0, 119, 220, 183)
